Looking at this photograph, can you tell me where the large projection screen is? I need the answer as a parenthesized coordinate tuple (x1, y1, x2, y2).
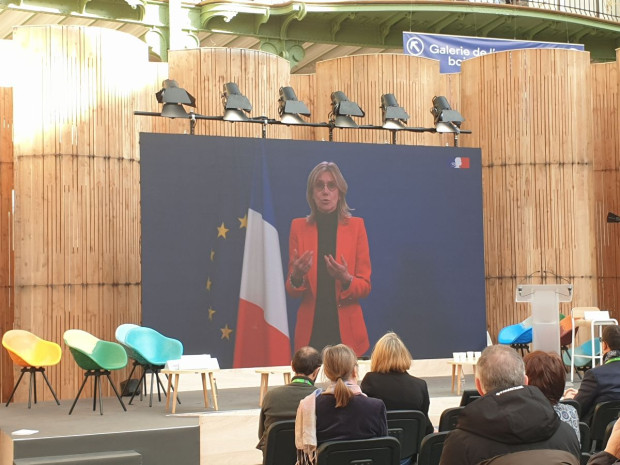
(141, 133, 486, 367)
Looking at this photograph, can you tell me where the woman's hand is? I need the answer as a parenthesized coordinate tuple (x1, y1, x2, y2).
(324, 254, 353, 285)
(291, 249, 313, 281)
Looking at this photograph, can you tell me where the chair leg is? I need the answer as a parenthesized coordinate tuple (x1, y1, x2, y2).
(5, 369, 27, 407)
(69, 372, 91, 415)
(40, 369, 60, 405)
(121, 361, 139, 396)
(28, 370, 34, 409)
(149, 370, 155, 407)
(92, 372, 98, 412)
(97, 374, 104, 415)
(105, 372, 127, 412)
(129, 368, 147, 405)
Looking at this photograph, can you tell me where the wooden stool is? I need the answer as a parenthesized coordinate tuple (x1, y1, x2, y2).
(255, 368, 292, 406)
(161, 368, 219, 413)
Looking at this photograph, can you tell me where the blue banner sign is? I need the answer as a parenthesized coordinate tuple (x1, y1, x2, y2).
(403, 32, 584, 74)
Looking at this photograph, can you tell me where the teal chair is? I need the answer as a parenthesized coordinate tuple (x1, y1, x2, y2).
(123, 326, 183, 407)
(63, 329, 128, 415)
(115, 323, 146, 397)
(562, 337, 601, 371)
(498, 317, 533, 355)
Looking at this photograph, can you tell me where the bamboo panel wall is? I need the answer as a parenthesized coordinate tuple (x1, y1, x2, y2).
(289, 74, 318, 141)
(0, 87, 13, 401)
(166, 48, 292, 140)
(592, 56, 620, 315)
(460, 49, 597, 342)
(8, 25, 154, 402)
(314, 54, 460, 146)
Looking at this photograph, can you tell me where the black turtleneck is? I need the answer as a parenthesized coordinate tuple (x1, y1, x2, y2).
(309, 211, 341, 351)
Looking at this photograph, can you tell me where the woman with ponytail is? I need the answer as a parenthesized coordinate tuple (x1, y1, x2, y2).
(295, 344, 387, 465)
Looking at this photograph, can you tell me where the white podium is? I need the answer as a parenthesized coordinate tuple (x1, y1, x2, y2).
(516, 284, 573, 354)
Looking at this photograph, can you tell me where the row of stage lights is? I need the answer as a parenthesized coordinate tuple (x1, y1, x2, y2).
(135, 79, 471, 146)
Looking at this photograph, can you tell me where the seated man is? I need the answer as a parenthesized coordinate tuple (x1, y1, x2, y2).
(564, 325, 620, 424)
(439, 345, 580, 465)
(257, 346, 321, 453)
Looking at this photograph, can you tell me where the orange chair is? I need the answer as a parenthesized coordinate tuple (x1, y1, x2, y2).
(2, 329, 61, 408)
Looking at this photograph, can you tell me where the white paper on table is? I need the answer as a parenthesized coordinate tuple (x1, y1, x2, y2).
(12, 429, 38, 436)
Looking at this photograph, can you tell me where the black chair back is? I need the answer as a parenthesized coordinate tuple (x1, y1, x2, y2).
(386, 410, 427, 460)
(579, 421, 591, 453)
(438, 406, 464, 432)
(263, 419, 296, 465)
(417, 431, 450, 465)
(591, 400, 620, 451)
(603, 419, 617, 451)
(317, 436, 400, 465)
(560, 398, 582, 418)
(459, 389, 481, 406)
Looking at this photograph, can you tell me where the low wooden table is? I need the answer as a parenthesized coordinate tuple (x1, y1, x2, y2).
(447, 360, 477, 395)
(255, 367, 292, 406)
(161, 368, 219, 413)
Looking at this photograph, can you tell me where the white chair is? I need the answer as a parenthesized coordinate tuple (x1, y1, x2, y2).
(570, 307, 618, 382)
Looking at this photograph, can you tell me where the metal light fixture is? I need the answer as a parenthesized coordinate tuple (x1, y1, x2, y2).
(155, 79, 196, 118)
(381, 93, 409, 130)
(608, 212, 620, 223)
(278, 86, 311, 125)
(222, 82, 252, 121)
(330, 91, 365, 128)
(430, 96, 464, 133)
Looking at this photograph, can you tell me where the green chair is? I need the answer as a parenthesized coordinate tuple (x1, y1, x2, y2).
(63, 329, 128, 415)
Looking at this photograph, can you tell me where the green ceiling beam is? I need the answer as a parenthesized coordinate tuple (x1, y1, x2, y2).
(0, 0, 147, 20)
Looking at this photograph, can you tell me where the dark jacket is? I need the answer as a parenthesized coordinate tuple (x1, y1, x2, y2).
(257, 376, 317, 451)
(574, 360, 620, 424)
(588, 451, 620, 465)
(315, 393, 387, 444)
(439, 385, 580, 465)
(361, 371, 434, 434)
(479, 449, 579, 465)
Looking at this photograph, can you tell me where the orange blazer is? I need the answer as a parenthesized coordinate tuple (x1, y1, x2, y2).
(286, 216, 371, 355)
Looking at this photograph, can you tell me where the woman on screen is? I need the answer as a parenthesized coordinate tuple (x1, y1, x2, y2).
(286, 161, 371, 356)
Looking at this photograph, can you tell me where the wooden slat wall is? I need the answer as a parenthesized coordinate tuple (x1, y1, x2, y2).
(460, 49, 598, 342)
(289, 74, 318, 141)
(314, 54, 459, 146)
(9, 26, 153, 402)
(167, 48, 292, 140)
(0, 86, 14, 401)
(592, 55, 620, 316)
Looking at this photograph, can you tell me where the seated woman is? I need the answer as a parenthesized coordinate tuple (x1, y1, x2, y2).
(524, 350, 580, 442)
(296, 344, 387, 465)
(361, 332, 434, 436)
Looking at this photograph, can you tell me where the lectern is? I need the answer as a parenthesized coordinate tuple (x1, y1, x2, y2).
(515, 284, 573, 354)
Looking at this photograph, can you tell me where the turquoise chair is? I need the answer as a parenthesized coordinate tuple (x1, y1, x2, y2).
(562, 337, 601, 371)
(123, 326, 183, 407)
(64, 329, 128, 415)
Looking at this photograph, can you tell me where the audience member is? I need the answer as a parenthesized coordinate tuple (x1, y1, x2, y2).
(257, 346, 322, 452)
(439, 345, 580, 465)
(295, 344, 387, 465)
(588, 418, 620, 464)
(524, 351, 580, 441)
(564, 325, 620, 424)
(361, 332, 434, 435)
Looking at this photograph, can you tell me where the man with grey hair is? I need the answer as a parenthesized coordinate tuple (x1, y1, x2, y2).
(440, 345, 580, 465)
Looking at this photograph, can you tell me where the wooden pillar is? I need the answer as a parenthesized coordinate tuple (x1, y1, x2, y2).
(461, 49, 597, 341)
(10, 26, 152, 401)
(592, 52, 620, 317)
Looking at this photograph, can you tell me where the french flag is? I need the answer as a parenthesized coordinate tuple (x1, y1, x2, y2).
(233, 156, 292, 368)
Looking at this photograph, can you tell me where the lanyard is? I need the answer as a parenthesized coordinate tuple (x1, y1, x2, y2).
(605, 357, 620, 365)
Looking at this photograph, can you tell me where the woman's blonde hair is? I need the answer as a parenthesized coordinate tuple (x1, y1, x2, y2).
(322, 344, 358, 407)
(305, 161, 352, 223)
(370, 332, 412, 373)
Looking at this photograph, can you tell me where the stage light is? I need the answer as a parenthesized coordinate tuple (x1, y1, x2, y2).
(430, 96, 464, 133)
(608, 212, 620, 223)
(330, 91, 365, 128)
(222, 82, 252, 121)
(155, 79, 196, 118)
(278, 86, 311, 125)
(381, 93, 409, 130)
